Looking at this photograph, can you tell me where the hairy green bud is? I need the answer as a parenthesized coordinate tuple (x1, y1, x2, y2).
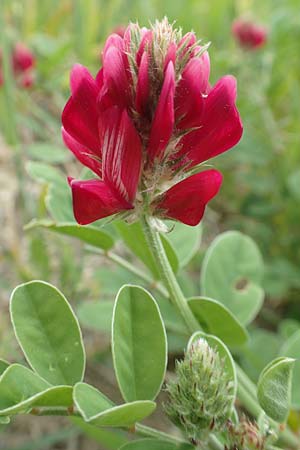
(164, 338, 235, 444)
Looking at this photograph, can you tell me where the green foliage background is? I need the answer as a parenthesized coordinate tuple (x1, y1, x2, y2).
(1, 0, 300, 448)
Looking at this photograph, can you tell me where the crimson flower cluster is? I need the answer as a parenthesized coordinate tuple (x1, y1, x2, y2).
(62, 20, 243, 226)
(0, 43, 35, 88)
(232, 19, 267, 50)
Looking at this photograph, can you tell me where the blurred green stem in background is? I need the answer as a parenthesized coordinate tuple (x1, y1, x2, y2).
(141, 216, 299, 450)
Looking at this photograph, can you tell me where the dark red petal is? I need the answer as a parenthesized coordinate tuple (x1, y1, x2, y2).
(103, 33, 124, 57)
(70, 64, 98, 97)
(69, 178, 132, 225)
(62, 96, 101, 155)
(136, 30, 153, 66)
(177, 75, 243, 167)
(95, 67, 104, 88)
(178, 32, 197, 51)
(153, 169, 223, 226)
(100, 107, 142, 203)
(164, 42, 177, 72)
(135, 51, 149, 114)
(62, 128, 102, 177)
(102, 45, 130, 109)
(175, 56, 209, 130)
(197, 50, 210, 92)
(62, 65, 101, 154)
(147, 61, 175, 161)
(123, 26, 132, 52)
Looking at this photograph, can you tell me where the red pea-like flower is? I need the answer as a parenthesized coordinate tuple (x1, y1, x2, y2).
(232, 18, 267, 50)
(0, 43, 35, 88)
(62, 19, 243, 226)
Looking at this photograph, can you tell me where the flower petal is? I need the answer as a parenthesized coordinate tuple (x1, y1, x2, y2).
(176, 75, 243, 167)
(62, 128, 102, 177)
(147, 61, 175, 161)
(136, 30, 153, 66)
(103, 33, 124, 57)
(69, 178, 132, 225)
(164, 42, 177, 71)
(153, 169, 223, 226)
(175, 55, 209, 129)
(178, 32, 197, 53)
(100, 107, 142, 203)
(70, 64, 98, 97)
(62, 65, 101, 154)
(101, 45, 131, 109)
(135, 51, 149, 114)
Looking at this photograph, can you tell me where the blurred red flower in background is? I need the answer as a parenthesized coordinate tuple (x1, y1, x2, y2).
(232, 18, 267, 50)
(62, 19, 243, 226)
(0, 42, 35, 88)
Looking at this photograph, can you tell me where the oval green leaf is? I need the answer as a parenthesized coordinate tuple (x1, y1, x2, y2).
(74, 383, 156, 427)
(72, 417, 128, 449)
(257, 357, 295, 422)
(73, 382, 113, 418)
(164, 221, 202, 268)
(112, 285, 167, 402)
(115, 221, 178, 278)
(201, 231, 264, 324)
(26, 161, 74, 222)
(188, 331, 237, 405)
(46, 181, 74, 222)
(10, 281, 85, 385)
(26, 161, 67, 186)
(0, 364, 73, 415)
(26, 143, 71, 163)
(26, 220, 114, 250)
(120, 439, 194, 450)
(188, 297, 248, 347)
(279, 330, 300, 409)
(0, 359, 9, 376)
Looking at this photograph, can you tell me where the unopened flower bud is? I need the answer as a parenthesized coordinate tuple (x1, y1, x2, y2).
(165, 338, 235, 444)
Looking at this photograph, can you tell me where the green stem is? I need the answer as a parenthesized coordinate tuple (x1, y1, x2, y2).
(135, 423, 188, 445)
(136, 424, 223, 450)
(237, 379, 262, 418)
(141, 216, 199, 333)
(141, 216, 299, 450)
(85, 246, 169, 298)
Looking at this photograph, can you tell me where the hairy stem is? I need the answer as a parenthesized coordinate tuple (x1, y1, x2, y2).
(141, 216, 199, 333)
